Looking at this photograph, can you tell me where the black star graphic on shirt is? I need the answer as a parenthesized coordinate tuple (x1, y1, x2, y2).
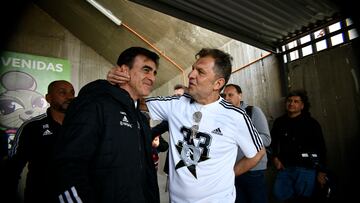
(175, 142, 209, 178)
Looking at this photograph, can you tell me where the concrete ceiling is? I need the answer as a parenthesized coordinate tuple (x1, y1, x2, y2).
(32, 0, 233, 89)
(130, 0, 342, 52)
(2, 0, 348, 89)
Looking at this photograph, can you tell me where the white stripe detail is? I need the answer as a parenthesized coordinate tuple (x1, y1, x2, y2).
(59, 194, 65, 203)
(220, 100, 263, 151)
(71, 186, 83, 203)
(64, 190, 74, 203)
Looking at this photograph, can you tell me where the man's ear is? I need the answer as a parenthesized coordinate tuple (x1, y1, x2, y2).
(45, 94, 51, 103)
(214, 78, 226, 91)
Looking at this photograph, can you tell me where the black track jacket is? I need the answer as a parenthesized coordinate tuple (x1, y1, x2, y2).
(7, 109, 60, 203)
(54, 80, 159, 203)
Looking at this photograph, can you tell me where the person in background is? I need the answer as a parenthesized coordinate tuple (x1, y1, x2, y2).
(151, 135, 169, 171)
(173, 84, 187, 96)
(270, 89, 327, 202)
(223, 84, 271, 203)
(139, 98, 169, 172)
(6, 80, 75, 203)
(151, 135, 161, 170)
(53, 47, 160, 203)
(107, 48, 266, 203)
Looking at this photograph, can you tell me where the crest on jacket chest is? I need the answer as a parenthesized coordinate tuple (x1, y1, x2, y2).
(119, 111, 133, 128)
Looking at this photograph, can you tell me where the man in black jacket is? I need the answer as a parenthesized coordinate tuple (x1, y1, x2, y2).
(6, 80, 75, 203)
(270, 89, 327, 202)
(53, 47, 160, 203)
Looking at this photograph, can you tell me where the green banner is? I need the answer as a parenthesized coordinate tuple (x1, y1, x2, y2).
(0, 51, 71, 94)
(0, 51, 71, 152)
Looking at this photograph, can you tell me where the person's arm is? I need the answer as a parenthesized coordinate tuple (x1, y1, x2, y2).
(151, 120, 169, 139)
(234, 147, 266, 176)
(8, 123, 35, 179)
(233, 110, 265, 175)
(157, 135, 169, 153)
(236, 111, 264, 153)
(54, 100, 101, 203)
(272, 156, 284, 170)
(270, 118, 282, 169)
(251, 106, 271, 147)
(6, 123, 33, 199)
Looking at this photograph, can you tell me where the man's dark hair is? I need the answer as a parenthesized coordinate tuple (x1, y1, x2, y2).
(286, 89, 311, 112)
(117, 47, 160, 69)
(224, 84, 242, 94)
(48, 80, 70, 94)
(195, 48, 233, 90)
(174, 84, 186, 90)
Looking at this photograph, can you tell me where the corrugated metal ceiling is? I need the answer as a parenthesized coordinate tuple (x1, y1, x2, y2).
(130, 0, 342, 53)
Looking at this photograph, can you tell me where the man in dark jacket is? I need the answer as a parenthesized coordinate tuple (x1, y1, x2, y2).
(53, 47, 160, 203)
(6, 80, 75, 203)
(270, 89, 327, 202)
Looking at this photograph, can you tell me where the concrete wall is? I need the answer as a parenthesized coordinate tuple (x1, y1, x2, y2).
(4, 3, 113, 94)
(222, 40, 284, 126)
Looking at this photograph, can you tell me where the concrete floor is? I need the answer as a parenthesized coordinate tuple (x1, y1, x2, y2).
(157, 151, 170, 203)
(158, 170, 169, 203)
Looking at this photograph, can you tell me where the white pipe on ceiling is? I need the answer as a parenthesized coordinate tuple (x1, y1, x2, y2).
(87, 0, 122, 26)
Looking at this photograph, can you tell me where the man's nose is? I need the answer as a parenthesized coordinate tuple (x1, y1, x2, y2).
(188, 69, 196, 79)
(148, 72, 156, 82)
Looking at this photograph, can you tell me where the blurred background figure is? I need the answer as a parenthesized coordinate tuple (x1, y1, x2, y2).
(173, 84, 187, 96)
(270, 89, 327, 203)
(223, 84, 271, 203)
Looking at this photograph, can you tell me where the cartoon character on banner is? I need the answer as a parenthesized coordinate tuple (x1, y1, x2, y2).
(0, 71, 47, 151)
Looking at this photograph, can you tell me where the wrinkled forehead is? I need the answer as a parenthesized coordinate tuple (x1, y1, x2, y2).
(134, 55, 158, 69)
(287, 95, 301, 100)
(195, 56, 215, 67)
(127, 56, 158, 80)
(51, 81, 73, 91)
(286, 96, 303, 103)
(224, 86, 237, 93)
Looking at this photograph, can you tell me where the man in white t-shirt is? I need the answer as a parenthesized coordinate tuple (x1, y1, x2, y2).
(107, 48, 265, 203)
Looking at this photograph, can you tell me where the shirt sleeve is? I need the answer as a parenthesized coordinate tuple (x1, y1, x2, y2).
(151, 120, 169, 138)
(145, 96, 174, 121)
(235, 112, 263, 158)
(7, 122, 32, 188)
(251, 106, 271, 147)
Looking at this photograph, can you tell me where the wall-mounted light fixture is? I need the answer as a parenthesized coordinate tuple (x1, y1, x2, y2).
(86, 0, 121, 26)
